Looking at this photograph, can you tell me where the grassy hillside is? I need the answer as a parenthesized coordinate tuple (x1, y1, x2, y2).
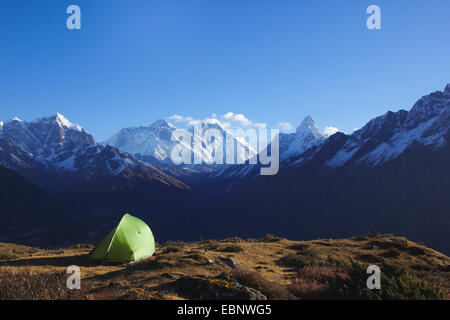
(0, 233, 448, 300)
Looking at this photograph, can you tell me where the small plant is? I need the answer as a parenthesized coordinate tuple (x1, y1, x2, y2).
(218, 245, 243, 253)
(380, 249, 401, 258)
(288, 243, 310, 251)
(221, 237, 243, 243)
(231, 269, 293, 300)
(122, 288, 158, 300)
(203, 240, 219, 251)
(91, 287, 111, 300)
(328, 261, 446, 300)
(288, 264, 346, 299)
(261, 234, 281, 242)
(288, 279, 331, 300)
(163, 246, 180, 254)
(366, 231, 381, 238)
(0, 253, 16, 261)
(277, 250, 321, 270)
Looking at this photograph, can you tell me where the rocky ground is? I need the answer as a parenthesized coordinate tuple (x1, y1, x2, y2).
(0, 233, 448, 300)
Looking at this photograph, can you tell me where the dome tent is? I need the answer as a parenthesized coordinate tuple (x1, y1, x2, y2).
(88, 214, 155, 262)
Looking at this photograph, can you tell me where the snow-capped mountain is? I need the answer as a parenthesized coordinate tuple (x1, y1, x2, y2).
(206, 115, 329, 180)
(299, 84, 450, 168)
(1, 84, 449, 251)
(207, 84, 450, 182)
(216, 84, 450, 254)
(279, 116, 327, 159)
(105, 119, 177, 162)
(0, 113, 187, 187)
(106, 119, 257, 167)
(0, 113, 95, 170)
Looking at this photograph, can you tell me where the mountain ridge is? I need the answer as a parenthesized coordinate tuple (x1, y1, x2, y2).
(0, 83, 448, 252)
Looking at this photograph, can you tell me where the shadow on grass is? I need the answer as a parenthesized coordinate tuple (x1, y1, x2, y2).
(0, 254, 120, 268)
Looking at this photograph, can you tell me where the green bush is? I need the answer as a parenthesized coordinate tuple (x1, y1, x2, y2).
(328, 261, 446, 300)
(277, 250, 321, 270)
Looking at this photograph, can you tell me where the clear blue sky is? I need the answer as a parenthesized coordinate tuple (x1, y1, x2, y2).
(1, 0, 449, 140)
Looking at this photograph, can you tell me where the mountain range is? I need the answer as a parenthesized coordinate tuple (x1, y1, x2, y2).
(0, 84, 448, 252)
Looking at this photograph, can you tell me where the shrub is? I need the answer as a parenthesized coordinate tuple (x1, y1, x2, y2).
(328, 261, 446, 300)
(0, 253, 16, 261)
(163, 246, 180, 254)
(287, 258, 446, 300)
(218, 245, 243, 253)
(277, 250, 321, 270)
(203, 241, 219, 251)
(122, 288, 159, 300)
(288, 279, 330, 300)
(366, 231, 381, 238)
(380, 249, 401, 258)
(288, 243, 311, 251)
(221, 237, 243, 243)
(261, 234, 281, 242)
(231, 269, 293, 300)
(288, 264, 346, 299)
(297, 265, 342, 283)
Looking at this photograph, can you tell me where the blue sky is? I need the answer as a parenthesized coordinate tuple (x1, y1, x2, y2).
(0, 0, 449, 140)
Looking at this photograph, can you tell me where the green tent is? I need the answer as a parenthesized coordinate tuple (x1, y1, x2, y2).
(88, 214, 155, 262)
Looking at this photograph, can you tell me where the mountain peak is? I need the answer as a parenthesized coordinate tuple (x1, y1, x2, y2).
(33, 113, 84, 132)
(151, 119, 176, 130)
(54, 113, 72, 127)
(55, 112, 68, 122)
(296, 116, 318, 134)
(200, 119, 226, 131)
(445, 83, 450, 94)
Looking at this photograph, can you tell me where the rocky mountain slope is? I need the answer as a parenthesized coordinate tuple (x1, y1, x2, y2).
(291, 83, 450, 168)
(0, 165, 66, 231)
(0, 113, 187, 187)
(0, 114, 189, 219)
(105, 119, 256, 166)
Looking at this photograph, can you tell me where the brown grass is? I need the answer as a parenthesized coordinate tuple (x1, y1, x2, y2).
(0, 233, 448, 300)
(231, 268, 293, 299)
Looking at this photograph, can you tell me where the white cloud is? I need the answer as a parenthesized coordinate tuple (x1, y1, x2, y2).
(168, 114, 184, 122)
(223, 112, 234, 120)
(168, 112, 267, 131)
(168, 114, 195, 125)
(220, 112, 254, 127)
(254, 122, 267, 129)
(323, 126, 340, 137)
(169, 114, 342, 138)
(276, 122, 294, 132)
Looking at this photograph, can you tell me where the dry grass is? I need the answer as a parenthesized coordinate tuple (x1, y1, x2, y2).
(0, 233, 448, 300)
(231, 268, 293, 299)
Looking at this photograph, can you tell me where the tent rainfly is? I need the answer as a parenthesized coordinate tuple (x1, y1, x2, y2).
(88, 214, 155, 262)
